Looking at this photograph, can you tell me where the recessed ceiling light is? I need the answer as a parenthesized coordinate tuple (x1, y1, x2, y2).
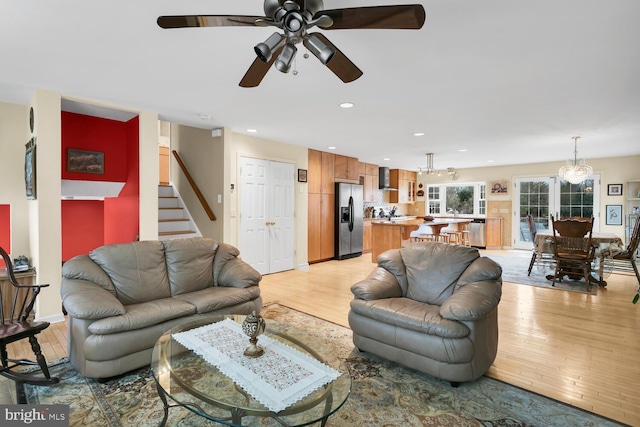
(413, 132, 425, 137)
(339, 102, 354, 109)
(328, 146, 336, 150)
(198, 114, 211, 121)
(383, 158, 390, 161)
(487, 160, 494, 163)
(458, 149, 468, 152)
(247, 129, 257, 133)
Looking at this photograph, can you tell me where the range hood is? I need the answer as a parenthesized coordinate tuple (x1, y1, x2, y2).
(378, 167, 398, 191)
(61, 179, 125, 200)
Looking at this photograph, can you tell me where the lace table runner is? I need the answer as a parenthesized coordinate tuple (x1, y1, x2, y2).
(172, 318, 341, 412)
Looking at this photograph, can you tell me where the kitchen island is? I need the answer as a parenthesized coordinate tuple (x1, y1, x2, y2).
(370, 218, 474, 262)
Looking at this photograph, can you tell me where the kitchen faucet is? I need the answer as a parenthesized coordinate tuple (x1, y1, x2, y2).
(447, 208, 459, 217)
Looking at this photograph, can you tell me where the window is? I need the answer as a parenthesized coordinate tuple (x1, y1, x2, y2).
(427, 183, 486, 216)
(427, 186, 441, 214)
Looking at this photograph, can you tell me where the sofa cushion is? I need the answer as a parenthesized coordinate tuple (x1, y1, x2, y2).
(88, 298, 196, 335)
(174, 286, 261, 313)
(163, 238, 218, 295)
(350, 297, 470, 339)
(90, 241, 171, 305)
(400, 243, 480, 305)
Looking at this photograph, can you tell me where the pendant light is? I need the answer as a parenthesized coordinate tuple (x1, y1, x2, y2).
(558, 136, 593, 184)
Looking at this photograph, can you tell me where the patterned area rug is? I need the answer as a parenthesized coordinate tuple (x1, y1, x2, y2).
(21, 304, 622, 426)
(485, 253, 598, 294)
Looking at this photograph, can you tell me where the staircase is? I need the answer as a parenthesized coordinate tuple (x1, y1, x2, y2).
(158, 185, 200, 240)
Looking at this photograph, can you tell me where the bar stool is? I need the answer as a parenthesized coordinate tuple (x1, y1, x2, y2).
(411, 234, 436, 242)
(444, 231, 463, 245)
(461, 225, 471, 246)
(435, 234, 450, 243)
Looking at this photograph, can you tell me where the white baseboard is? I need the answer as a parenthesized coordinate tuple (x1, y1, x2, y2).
(36, 313, 66, 324)
(296, 263, 310, 272)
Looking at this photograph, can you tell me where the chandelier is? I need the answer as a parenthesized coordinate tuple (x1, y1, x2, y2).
(558, 136, 593, 184)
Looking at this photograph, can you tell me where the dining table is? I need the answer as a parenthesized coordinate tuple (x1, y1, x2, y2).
(534, 230, 624, 286)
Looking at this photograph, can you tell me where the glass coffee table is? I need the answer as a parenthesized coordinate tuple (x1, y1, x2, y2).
(151, 314, 351, 426)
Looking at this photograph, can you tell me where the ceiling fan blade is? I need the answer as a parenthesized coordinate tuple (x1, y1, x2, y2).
(157, 15, 265, 29)
(314, 5, 425, 30)
(305, 33, 363, 83)
(239, 46, 284, 88)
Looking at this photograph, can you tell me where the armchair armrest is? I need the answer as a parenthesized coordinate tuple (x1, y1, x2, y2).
(440, 280, 501, 322)
(61, 279, 125, 320)
(351, 267, 403, 301)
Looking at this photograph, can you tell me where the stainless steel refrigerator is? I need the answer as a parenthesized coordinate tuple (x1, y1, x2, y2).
(335, 182, 364, 260)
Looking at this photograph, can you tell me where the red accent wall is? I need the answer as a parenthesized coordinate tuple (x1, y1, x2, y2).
(61, 112, 128, 182)
(0, 204, 10, 266)
(61, 200, 104, 261)
(104, 116, 140, 244)
(61, 113, 140, 260)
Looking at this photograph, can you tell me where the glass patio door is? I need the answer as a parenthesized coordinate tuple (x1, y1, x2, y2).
(513, 176, 600, 249)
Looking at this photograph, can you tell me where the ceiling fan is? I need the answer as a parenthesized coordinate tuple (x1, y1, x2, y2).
(157, 0, 425, 87)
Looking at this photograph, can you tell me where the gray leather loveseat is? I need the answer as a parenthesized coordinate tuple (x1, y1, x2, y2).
(349, 242, 502, 384)
(61, 237, 262, 379)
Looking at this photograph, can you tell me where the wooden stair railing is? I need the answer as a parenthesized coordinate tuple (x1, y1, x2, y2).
(171, 150, 216, 221)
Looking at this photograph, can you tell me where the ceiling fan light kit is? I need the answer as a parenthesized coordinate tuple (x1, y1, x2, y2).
(275, 43, 297, 72)
(157, 1, 426, 87)
(255, 32, 286, 62)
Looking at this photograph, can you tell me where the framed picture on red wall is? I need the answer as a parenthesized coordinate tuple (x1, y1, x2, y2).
(67, 148, 104, 174)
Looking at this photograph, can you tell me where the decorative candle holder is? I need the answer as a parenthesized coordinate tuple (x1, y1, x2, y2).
(241, 311, 266, 358)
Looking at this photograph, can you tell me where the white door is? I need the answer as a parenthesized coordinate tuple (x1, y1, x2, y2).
(239, 157, 295, 275)
(513, 176, 600, 249)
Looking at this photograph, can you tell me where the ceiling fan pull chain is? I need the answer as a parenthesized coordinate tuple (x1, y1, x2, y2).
(292, 55, 299, 75)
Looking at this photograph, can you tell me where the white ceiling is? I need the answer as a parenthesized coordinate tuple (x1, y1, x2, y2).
(1, 0, 639, 171)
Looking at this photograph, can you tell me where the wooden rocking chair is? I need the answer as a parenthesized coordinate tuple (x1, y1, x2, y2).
(0, 247, 59, 385)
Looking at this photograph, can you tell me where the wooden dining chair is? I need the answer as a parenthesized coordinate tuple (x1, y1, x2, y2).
(549, 216, 596, 291)
(525, 214, 554, 275)
(0, 247, 59, 385)
(598, 215, 640, 287)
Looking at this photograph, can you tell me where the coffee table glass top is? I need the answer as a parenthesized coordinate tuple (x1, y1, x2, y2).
(151, 314, 351, 426)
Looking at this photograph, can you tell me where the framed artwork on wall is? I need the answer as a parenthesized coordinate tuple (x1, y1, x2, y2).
(489, 180, 509, 195)
(25, 137, 36, 200)
(298, 169, 307, 183)
(67, 148, 104, 174)
(607, 183, 623, 196)
(605, 204, 622, 225)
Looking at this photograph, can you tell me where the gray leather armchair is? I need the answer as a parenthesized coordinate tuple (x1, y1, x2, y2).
(348, 242, 502, 385)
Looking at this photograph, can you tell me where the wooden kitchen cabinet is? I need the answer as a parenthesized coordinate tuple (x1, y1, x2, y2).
(485, 217, 504, 249)
(334, 154, 359, 181)
(308, 150, 336, 263)
(389, 169, 417, 204)
(308, 149, 322, 194)
(309, 149, 335, 194)
(308, 193, 335, 262)
(363, 165, 379, 202)
(363, 220, 372, 253)
(320, 151, 335, 194)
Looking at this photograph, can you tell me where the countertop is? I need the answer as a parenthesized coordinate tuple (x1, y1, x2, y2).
(370, 217, 475, 226)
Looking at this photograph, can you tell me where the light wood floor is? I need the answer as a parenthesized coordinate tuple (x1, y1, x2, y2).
(5, 250, 639, 425)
